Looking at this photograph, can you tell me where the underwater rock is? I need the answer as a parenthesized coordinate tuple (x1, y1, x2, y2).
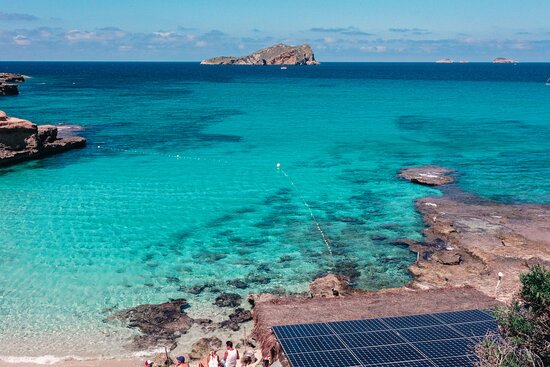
(227, 279, 248, 289)
(219, 307, 253, 331)
(398, 165, 454, 186)
(213, 292, 242, 307)
(109, 298, 193, 349)
(186, 284, 209, 295)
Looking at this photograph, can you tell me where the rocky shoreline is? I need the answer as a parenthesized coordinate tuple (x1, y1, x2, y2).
(0, 73, 25, 96)
(105, 164, 549, 363)
(0, 110, 86, 167)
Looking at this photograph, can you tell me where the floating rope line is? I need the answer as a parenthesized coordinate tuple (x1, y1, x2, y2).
(279, 164, 334, 260)
(95, 144, 230, 164)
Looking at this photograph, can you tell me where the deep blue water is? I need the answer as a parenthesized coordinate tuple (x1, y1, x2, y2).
(0, 62, 549, 358)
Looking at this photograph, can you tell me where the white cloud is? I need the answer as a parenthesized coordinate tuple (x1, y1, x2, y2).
(13, 35, 30, 46)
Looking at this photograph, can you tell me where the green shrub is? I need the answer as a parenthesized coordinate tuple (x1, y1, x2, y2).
(475, 265, 549, 367)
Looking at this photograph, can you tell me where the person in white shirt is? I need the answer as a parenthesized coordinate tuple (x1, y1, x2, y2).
(223, 341, 239, 367)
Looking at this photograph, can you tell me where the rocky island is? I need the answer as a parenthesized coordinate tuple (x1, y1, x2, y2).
(0, 73, 26, 96)
(201, 43, 319, 65)
(0, 110, 86, 167)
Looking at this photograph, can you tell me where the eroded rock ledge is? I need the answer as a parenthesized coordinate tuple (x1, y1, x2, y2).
(399, 166, 550, 302)
(0, 73, 25, 96)
(201, 43, 319, 65)
(0, 110, 86, 167)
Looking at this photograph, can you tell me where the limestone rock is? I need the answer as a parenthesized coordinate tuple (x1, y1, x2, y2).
(309, 274, 350, 297)
(0, 110, 86, 167)
(0, 73, 25, 83)
(399, 165, 454, 186)
(189, 337, 222, 360)
(433, 252, 462, 265)
(201, 44, 319, 65)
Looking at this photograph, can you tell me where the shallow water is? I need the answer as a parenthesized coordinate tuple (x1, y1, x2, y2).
(0, 62, 549, 358)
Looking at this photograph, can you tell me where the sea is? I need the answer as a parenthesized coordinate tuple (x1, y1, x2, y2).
(0, 62, 549, 361)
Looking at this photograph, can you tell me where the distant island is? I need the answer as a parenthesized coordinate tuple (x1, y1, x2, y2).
(201, 43, 319, 65)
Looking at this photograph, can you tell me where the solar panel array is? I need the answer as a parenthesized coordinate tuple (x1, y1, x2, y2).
(273, 309, 498, 367)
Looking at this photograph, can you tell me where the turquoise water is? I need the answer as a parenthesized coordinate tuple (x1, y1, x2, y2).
(0, 62, 549, 358)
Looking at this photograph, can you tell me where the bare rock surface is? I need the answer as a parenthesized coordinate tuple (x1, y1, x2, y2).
(0, 110, 86, 167)
(399, 165, 454, 186)
(407, 193, 550, 302)
(201, 44, 319, 65)
(309, 274, 351, 297)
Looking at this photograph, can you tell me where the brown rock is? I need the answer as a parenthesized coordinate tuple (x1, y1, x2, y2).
(189, 337, 222, 360)
(309, 274, 350, 297)
(152, 352, 174, 366)
(433, 252, 462, 265)
(399, 165, 454, 186)
(0, 111, 86, 167)
(37, 125, 58, 146)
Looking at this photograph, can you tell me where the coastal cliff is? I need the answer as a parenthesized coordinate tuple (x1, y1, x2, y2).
(201, 43, 319, 65)
(0, 73, 25, 96)
(0, 110, 86, 167)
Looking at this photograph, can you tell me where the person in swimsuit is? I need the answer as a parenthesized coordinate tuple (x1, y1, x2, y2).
(223, 341, 239, 367)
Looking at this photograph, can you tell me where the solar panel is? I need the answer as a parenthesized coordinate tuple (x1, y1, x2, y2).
(382, 314, 442, 329)
(413, 338, 477, 358)
(278, 335, 346, 354)
(285, 349, 362, 367)
(339, 330, 405, 348)
(273, 322, 334, 339)
(272, 309, 497, 367)
(449, 320, 498, 337)
(354, 344, 425, 365)
(397, 325, 463, 342)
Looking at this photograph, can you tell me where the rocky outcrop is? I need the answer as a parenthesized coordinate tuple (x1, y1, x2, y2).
(405, 184, 550, 303)
(0, 73, 25, 96)
(219, 307, 253, 331)
(309, 274, 351, 297)
(399, 165, 454, 186)
(201, 44, 319, 65)
(0, 110, 86, 167)
(109, 298, 194, 350)
(189, 337, 222, 360)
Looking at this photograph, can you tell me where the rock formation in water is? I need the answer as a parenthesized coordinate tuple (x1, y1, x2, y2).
(0, 110, 86, 167)
(399, 165, 454, 186)
(201, 43, 319, 65)
(0, 73, 25, 96)
(398, 166, 550, 302)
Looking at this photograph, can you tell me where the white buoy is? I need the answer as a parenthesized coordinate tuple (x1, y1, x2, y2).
(276, 163, 281, 169)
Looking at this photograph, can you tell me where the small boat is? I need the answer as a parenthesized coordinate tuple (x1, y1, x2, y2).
(280, 66, 288, 70)
(546, 77, 550, 86)
(436, 59, 453, 64)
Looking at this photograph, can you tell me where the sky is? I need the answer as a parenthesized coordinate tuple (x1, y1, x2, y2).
(1, 0, 550, 61)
